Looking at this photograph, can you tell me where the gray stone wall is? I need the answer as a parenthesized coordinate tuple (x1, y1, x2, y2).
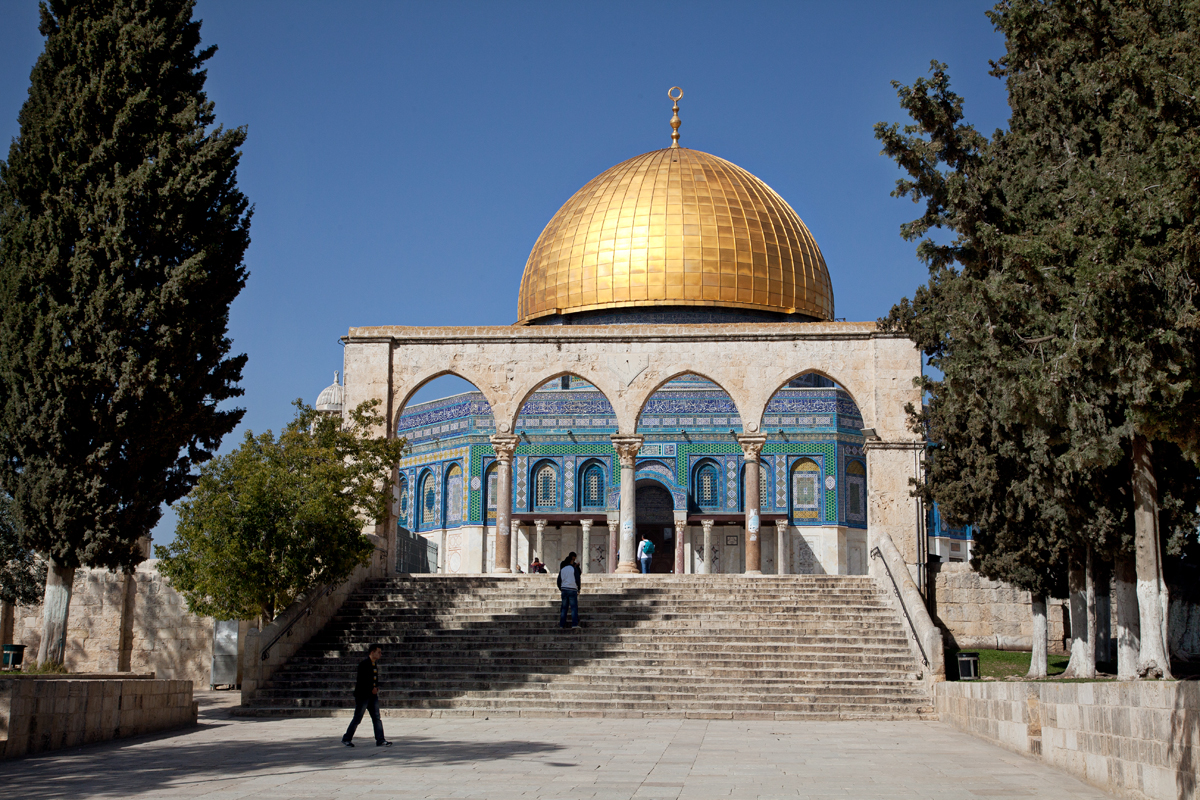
(0, 677, 196, 759)
(929, 562, 1069, 654)
(10, 560, 214, 685)
(936, 681, 1199, 800)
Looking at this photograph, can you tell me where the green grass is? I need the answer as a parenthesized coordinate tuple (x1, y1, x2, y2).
(947, 648, 1071, 680)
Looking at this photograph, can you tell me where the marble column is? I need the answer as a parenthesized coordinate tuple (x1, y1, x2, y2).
(580, 519, 593, 574)
(607, 520, 619, 573)
(439, 530, 447, 574)
(699, 519, 714, 575)
(674, 520, 687, 574)
(611, 435, 643, 574)
(510, 520, 520, 573)
(490, 434, 519, 573)
(534, 519, 547, 564)
(738, 435, 766, 575)
(775, 519, 790, 575)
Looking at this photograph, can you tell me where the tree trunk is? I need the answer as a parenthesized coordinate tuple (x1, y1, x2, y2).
(1132, 434, 1173, 679)
(1114, 550, 1140, 680)
(1094, 556, 1111, 669)
(35, 559, 76, 667)
(1027, 593, 1048, 678)
(1063, 548, 1096, 678)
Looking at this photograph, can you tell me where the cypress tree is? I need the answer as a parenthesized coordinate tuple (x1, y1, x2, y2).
(0, 0, 250, 665)
(878, 1, 1200, 678)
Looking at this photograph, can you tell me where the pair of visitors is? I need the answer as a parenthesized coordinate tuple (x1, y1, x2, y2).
(557, 552, 581, 628)
(530, 558, 548, 574)
(341, 644, 391, 747)
(638, 535, 655, 573)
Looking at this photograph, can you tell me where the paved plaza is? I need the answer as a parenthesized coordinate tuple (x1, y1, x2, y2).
(0, 693, 1117, 800)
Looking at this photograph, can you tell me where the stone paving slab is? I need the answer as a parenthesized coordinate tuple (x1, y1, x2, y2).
(0, 692, 1115, 799)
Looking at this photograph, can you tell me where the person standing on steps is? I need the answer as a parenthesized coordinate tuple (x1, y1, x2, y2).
(558, 552, 581, 629)
(638, 534, 655, 574)
(342, 643, 391, 747)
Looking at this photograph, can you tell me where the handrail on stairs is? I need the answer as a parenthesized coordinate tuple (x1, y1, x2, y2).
(869, 546, 929, 669)
(261, 585, 333, 661)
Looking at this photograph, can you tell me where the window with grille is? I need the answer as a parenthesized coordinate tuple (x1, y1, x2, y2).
(486, 469, 498, 510)
(791, 459, 820, 520)
(696, 463, 719, 507)
(846, 460, 866, 523)
(534, 463, 557, 508)
(581, 464, 605, 507)
(759, 465, 770, 509)
(445, 465, 463, 524)
(397, 477, 409, 522)
(418, 473, 435, 529)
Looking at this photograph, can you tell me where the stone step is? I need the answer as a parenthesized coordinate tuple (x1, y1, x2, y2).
(252, 574, 928, 721)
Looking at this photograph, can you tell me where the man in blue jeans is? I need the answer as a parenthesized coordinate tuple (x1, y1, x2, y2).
(342, 644, 391, 747)
(638, 535, 655, 573)
(558, 552, 581, 628)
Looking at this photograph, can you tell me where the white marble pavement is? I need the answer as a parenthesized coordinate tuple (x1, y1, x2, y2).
(0, 692, 1114, 799)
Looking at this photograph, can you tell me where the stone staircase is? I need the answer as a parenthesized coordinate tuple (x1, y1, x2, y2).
(238, 574, 934, 720)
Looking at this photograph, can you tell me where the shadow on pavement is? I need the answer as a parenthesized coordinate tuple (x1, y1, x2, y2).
(1, 726, 567, 799)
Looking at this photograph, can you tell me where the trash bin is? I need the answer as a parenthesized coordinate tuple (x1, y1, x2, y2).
(956, 651, 980, 680)
(2, 644, 26, 669)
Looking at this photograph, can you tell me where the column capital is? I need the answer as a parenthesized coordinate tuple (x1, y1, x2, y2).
(580, 518, 593, 532)
(490, 434, 520, 462)
(674, 519, 687, 533)
(736, 434, 767, 461)
(610, 434, 645, 468)
(534, 519, 548, 532)
(774, 518, 789, 532)
(701, 518, 715, 533)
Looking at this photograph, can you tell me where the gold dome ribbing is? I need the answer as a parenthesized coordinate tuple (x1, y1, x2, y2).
(516, 147, 833, 324)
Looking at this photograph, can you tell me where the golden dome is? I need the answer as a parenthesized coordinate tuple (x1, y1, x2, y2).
(516, 147, 833, 324)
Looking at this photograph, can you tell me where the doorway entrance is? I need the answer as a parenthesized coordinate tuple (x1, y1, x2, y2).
(635, 481, 676, 573)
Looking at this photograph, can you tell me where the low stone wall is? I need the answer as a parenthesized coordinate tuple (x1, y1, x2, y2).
(0, 676, 197, 760)
(929, 562, 1069, 653)
(936, 681, 1199, 800)
(10, 560, 215, 685)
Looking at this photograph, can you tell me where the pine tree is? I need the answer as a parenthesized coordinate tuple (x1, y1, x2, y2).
(0, 0, 250, 665)
(877, 1, 1200, 678)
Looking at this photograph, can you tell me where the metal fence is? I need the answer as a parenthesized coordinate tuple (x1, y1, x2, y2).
(396, 527, 438, 573)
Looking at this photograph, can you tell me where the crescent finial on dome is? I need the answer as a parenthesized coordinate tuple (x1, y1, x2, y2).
(669, 86, 683, 148)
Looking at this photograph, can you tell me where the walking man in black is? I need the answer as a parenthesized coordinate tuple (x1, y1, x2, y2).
(342, 643, 391, 747)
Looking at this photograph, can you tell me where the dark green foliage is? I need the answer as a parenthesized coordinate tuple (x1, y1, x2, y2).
(0, 493, 45, 606)
(0, 0, 250, 571)
(876, 1, 1200, 590)
(155, 401, 408, 622)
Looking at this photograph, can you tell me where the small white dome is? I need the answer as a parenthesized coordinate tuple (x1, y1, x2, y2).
(316, 371, 344, 413)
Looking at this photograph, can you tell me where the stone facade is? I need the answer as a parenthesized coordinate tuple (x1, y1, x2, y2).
(929, 562, 1070, 654)
(9, 561, 215, 685)
(936, 681, 1200, 800)
(343, 322, 925, 575)
(0, 676, 196, 760)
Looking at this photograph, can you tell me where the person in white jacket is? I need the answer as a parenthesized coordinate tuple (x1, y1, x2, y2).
(557, 552, 581, 629)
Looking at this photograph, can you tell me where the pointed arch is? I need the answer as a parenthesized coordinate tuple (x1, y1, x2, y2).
(507, 371, 621, 435)
(394, 369, 498, 437)
(578, 459, 607, 510)
(635, 371, 746, 435)
(416, 469, 436, 531)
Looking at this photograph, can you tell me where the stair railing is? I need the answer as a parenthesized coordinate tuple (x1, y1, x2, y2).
(260, 585, 333, 661)
(870, 546, 929, 669)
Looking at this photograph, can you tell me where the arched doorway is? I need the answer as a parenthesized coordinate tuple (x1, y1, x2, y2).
(635, 481, 675, 574)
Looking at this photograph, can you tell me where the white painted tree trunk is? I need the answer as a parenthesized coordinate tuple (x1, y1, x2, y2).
(36, 559, 76, 667)
(1114, 550, 1140, 680)
(1063, 549, 1096, 678)
(1027, 593, 1048, 678)
(1132, 434, 1173, 679)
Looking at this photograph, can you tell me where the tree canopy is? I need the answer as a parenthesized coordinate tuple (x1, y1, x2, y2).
(156, 401, 407, 622)
(876, 0, 1200, 675)
(0, 493, 45, 607)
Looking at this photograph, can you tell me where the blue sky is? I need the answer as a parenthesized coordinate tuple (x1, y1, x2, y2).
(0, 1, 1011, 541)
